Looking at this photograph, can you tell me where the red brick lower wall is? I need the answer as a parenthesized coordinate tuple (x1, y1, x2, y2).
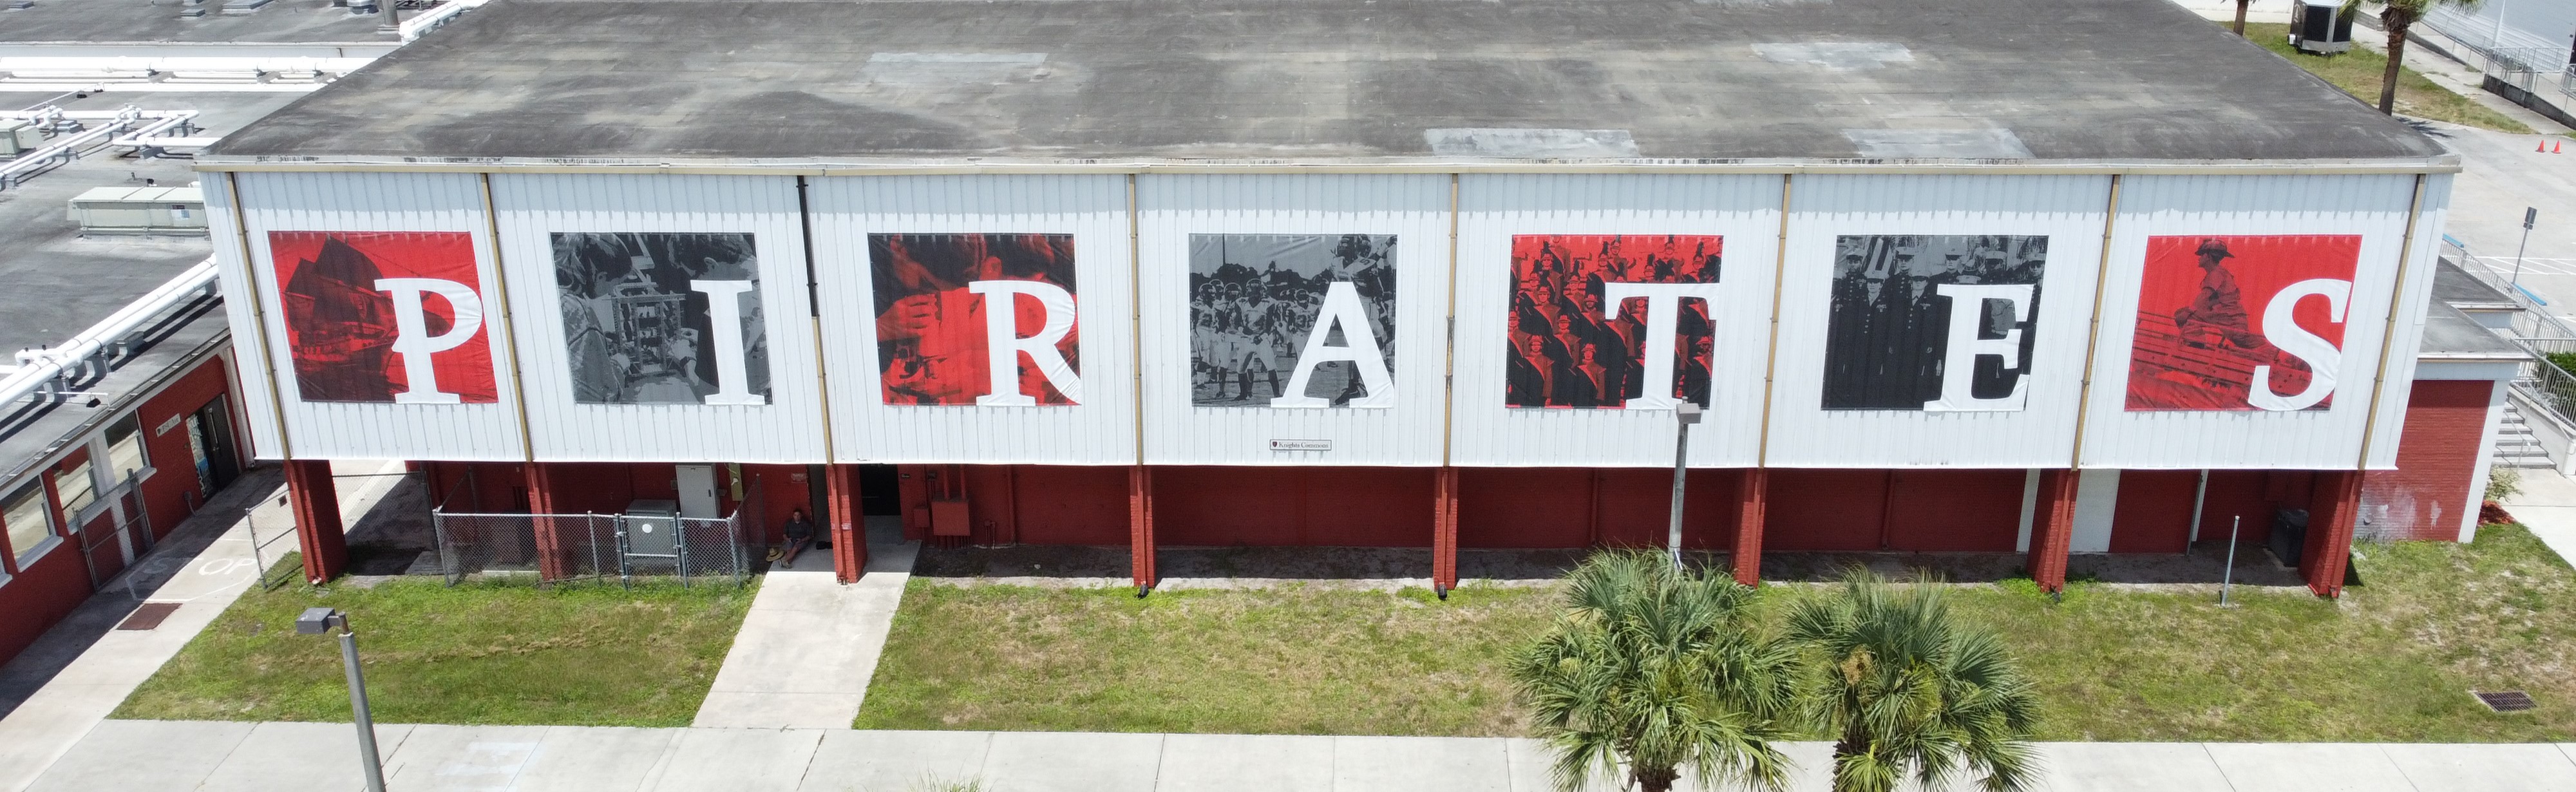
(2361, 380, 2496, 542)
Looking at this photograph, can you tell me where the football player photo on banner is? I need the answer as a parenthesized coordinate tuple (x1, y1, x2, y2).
(1505, 234, 1722, 410)
(553, 232, 772, 406)
(870, 233, 1081, 406)
(2126, 234, 2361, 411)
(1821, 235, 2049, 411)
(1189, 234, 1396, 408)
(269, 231, 497, 404)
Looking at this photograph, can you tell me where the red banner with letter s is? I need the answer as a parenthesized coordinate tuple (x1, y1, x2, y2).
(2125, 234, 2360, 411)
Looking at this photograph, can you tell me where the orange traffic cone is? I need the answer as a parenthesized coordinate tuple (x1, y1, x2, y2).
(2542, 140, 2550, 152)
(2556, 140, 2564, 153)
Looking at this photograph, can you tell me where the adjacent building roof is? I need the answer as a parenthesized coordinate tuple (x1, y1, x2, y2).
(0, 0, 388, 44)
(205, 0, 2457, 167)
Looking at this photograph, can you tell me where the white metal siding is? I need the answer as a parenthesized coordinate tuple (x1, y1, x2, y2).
(1763, 174, 2112, 468)
(1137, 174, 1449, 466)
(203, 174, 287, 461)
(490, 174, 829, 464)
(808, 175, 1137, 464)
(2363, 173, 2452, 470)
(231, 171, 526, 462)
(1450, 174, 1782, 467)
(2078, 174, 2423, 470)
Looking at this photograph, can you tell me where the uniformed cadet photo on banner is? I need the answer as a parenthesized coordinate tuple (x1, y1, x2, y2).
(1188, 234, 1397, 408)
(1821, 234, 2049, 412)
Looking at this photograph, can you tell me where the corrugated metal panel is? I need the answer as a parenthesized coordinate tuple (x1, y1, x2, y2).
(2363, 173, 2452, 470)
(1763, 174, 2111, 468)
(808, 175, 1137, 464)
(1137, 174, 1448, 466)
(2078, 174, 2423, 470)
(490, 174, 829, 463)
(1450, 174, 1782, 467)
(202, 175, 285, 461)
(231, 171, 524, 462)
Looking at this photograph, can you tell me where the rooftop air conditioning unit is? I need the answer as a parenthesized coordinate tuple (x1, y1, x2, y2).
(2289, 0, 2356, 55)
(68, 185, 208, 235)
(0, 120, 38, 157)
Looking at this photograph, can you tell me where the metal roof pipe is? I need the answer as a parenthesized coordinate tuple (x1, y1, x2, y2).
(0, 258, 218, 407)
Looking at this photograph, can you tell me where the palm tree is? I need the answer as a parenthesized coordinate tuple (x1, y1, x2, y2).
(2233, 0, 2252, 35)
(1511, 551, 1801, 792)
(1785, 570, 2041, 792)
(2346, 0, 2486, 115)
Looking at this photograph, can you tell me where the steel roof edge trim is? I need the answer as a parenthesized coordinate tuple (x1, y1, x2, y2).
(192, 154, 2465, 176)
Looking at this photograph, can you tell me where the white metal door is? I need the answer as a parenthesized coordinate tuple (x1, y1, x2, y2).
(675, 464, 718, 518)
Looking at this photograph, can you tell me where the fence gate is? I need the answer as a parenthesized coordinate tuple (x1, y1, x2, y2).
(430, 509, 752, 588)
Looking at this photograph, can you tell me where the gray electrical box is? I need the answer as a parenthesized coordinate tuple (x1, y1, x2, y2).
(68, 186, 209, 235)
(625, 499, 679, 556)
(0, 120, 37, 156)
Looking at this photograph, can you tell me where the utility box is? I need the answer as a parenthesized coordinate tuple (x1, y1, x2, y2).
(625, 499, 680, 556)
(0, 120, 38, 156)
(2288, 1, 2355, 55)
(68, 186, 208, 235)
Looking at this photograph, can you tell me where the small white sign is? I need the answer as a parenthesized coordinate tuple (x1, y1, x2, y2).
(1269, 438, 1331, 451)
(155, 412, 185, 437)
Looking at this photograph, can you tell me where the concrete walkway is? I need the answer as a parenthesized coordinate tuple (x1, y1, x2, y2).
(0, 459, 410, 792)
(2499, 465, 2576, 567)
(694, 517, 918, 729)
(20, 719, 2576, 792)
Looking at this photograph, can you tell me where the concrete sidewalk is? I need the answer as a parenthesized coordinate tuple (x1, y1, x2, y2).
(0, 460, 410, 792)
(23, 719, 2576, 792)
(2499, 465, 2576, 567)
(694, 517, 919, 729)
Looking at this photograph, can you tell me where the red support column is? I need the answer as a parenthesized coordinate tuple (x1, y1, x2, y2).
(524, 463, 568, 581)
(2027, 469, 2078, 594)
(1128, 465, 1157, 592)
(2303, 470, 2365, 598)
(284, 460, 347, 583)
(1432, 467, 1460, 593)
(1732, 469, 1768, 586)
(826, 464, 867, 583)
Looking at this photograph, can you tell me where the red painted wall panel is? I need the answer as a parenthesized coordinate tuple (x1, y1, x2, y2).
(1458, 468, 1591, 549)
(1766, 469, 1889, 551)
(0, 527, 105, 663)
(2362, 380, 2494, 542)
(1885, 470, 2026, 552)
(1010, 466, 1130, 545)
(133, 354, 235, 540)
(1153, 467, 1435, 547)
(2111, 469, 2201, 553)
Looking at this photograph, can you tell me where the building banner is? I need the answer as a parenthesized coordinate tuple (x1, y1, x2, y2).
(553, 232, 771, 406)
(1822, 235, 2049, 411)
(1189, 234, 1397, 408)
(2126, 234, 2360, 411)
(1505, 234, 1723, 410)
(269, 231, 498, 404)
(869, 233, 1082, 406)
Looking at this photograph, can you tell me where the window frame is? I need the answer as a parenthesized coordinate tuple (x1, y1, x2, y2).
(2, 481, 57, 576)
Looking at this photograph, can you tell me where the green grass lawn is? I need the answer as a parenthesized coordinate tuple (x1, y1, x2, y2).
(854, 584, 1556, 735)
(2236, 22, 2535, 133)
(115, 562, 757, 726)
(860, 525, 2576, 740)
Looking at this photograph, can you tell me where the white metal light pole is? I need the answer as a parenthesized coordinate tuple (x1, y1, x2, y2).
(2514, 207, 2537, 287)
(298, 608, 387, 792)
(2219, 515, 2242, 608)
(1667, 402, 1703, 569)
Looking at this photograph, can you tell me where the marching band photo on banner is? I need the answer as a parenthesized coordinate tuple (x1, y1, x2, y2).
(2126, 234, 2361, 412)
(553, 232, 772, 406)
(869, 233, 1083, 407)
(1822, 234, 2049, 411)
(1188, 234, 1397, 408)
(270, 231, 498, 404)
(1504, 234, 1723, 410)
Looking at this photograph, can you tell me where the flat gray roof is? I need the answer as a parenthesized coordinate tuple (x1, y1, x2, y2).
(2418, 301, 2528, 361)
(2432, 259, 2521, 312)
(205, 0, 2454, 166)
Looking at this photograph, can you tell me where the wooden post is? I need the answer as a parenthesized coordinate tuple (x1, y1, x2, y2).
(1128, 465, 1156, 592)
(1432, 466, 1461, 593)
(826, 464, 867, 583)
(2302, 470, 2365, 598)
(2027, 469, 2079, 594)
(285, 459, 347, 583)
(1732, 469, 1767, 586)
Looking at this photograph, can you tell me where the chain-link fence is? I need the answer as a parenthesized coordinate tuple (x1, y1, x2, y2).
(430, 508, 753, 589)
